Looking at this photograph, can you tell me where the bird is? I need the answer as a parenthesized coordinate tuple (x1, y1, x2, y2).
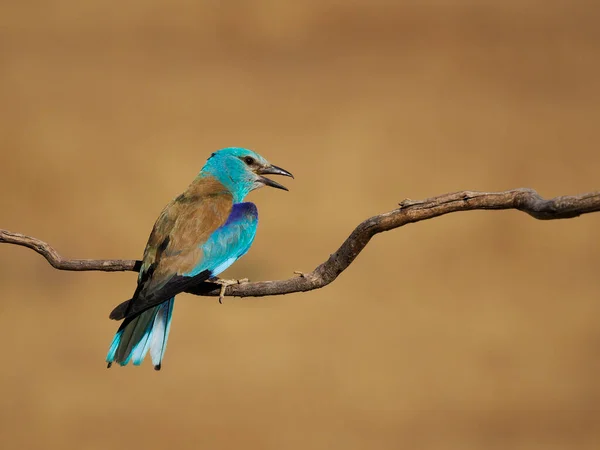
(106, 147, 293, 370)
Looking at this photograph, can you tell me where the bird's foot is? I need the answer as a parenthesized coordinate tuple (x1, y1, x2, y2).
(212, 278, 249, 304)
(293, 270, 308, 278)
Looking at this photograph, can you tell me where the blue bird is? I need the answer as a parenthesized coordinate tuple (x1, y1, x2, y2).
(106, 147, 293, 370)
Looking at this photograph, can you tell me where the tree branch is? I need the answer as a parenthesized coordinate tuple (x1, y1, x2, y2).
(2, 188, 599, 298)
(0, 229, 140, 271)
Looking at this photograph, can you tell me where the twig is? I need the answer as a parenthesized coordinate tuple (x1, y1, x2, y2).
(2, 188, 599, 298)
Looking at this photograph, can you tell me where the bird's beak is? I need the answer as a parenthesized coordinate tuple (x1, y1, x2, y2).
(257, 165, 294, 191)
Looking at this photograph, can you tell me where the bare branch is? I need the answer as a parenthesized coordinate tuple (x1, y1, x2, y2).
(2, 188, 599, 298)
(0, 229, 140, 272)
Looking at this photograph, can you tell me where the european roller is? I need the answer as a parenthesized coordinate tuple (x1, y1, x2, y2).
(106, 147, 293, 370)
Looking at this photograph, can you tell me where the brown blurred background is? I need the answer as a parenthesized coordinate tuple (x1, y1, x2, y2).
(1, 1, 600, 449)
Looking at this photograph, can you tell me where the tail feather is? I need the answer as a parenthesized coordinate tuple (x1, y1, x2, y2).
(106, 330, 123, 368)
(150, 299, 174, 371)
(130, 314, 155, 366)
(106, 298, 175, 370)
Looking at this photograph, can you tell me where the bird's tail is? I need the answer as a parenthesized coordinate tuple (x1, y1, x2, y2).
(106, 298, 174, 371)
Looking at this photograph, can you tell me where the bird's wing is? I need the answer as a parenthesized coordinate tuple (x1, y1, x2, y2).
(109, 177, 233, 319)
(111, 194, 258, 320)
(190, 201, 258, 278)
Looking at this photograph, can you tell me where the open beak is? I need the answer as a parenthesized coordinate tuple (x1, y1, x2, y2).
(257, 165, 294, 191)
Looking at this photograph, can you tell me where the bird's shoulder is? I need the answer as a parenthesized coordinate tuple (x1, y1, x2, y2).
(223, 201, 258, 225)
(141, 177, 234, 268)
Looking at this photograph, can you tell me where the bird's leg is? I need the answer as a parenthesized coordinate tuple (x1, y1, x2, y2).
(218, 282, 227, 304)
(211, 278, 249, 304)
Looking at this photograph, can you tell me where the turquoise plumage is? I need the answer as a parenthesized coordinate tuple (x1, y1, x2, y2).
(106, 147, 293, 370)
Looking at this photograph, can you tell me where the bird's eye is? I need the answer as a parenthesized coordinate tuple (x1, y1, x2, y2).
(243, 156, 255, 165)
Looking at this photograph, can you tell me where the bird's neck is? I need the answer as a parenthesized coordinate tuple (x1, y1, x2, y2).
(191, 172, 250, 204)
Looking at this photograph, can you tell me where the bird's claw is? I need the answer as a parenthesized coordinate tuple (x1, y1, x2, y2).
(293, 270, 307, 278)
(212, 278, 249, 304)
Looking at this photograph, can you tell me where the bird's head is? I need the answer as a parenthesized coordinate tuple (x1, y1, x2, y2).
(200, 147, 293, 202)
